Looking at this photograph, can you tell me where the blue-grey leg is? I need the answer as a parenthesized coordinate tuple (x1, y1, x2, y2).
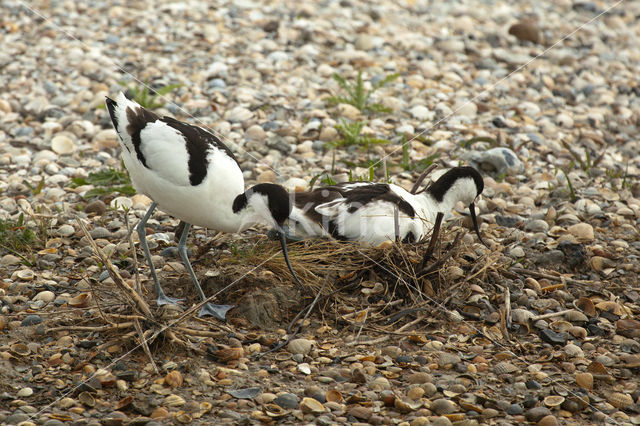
(176, 222, 234, 320)
(137, 202, 183, 306)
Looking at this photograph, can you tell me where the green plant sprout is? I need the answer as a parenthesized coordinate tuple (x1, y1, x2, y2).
(328, 120, 390, 150)
(70, 167, 135, 199)
(327, 71, 399, 113)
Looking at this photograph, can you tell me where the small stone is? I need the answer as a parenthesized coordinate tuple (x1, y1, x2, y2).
(482, 408, 499, 418)
(319, 126, 338, 141)
(336, 104, 361, 120)
(89, 226, 111, 239)
(369, 376, 390, 390)
(225, 106, 253, 122)
(33, 291, 55, 303)
(56, 224, 75, 237)
(508, 20, 541, 44)
(537, 414, 559, 426)
(564, 343, 584, 358)
(17, 387, 33, 397)
(85, 200, 107, 215)
(287, 338, 313, 355)
(381, 346, 402, 358)
(539, 329, 567, 345)
(469, 147, 524, 176)
(354, 34, 373, 50)
(245, 125, 266, 141)
(507, 403, 524, 415)
(525, 407, 552, 422)
(257, 170, 276, 184)
(348, 405, 372, 420)
(567, 223, 594, 242)
(556, 113, 574, 128)
(51, 134, 76, 154)
(430, 399, 455, 415)
(3, 414, 30, 424)
(409, 105, 432, 121)
(509, 247, 525, 258)
(1, 254, 22, 266)
(407, 372, 431, 384)
(525, 220, 549, 233)
(92, 129, 119, 149)
(21, 315, 43, 326)
(274, 393, 298, 409)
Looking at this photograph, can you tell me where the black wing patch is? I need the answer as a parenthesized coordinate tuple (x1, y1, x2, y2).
(293, 182, 415, 231)
(427, 166, 484, 202)
(126, 106, 160, 168)
(161, 116, 237, 186)
(334, 183, 415, 217)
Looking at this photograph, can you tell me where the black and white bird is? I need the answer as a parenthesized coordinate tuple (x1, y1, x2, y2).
(105, 92, 301, 320)
(285, 166, 486, 246)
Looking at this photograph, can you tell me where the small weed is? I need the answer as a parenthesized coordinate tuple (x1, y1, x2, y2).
(23, 176, 46, 196)
(309, 172, 337, 189)
(0, 213, 36, 264)
(120, 81, 182, 109)
(327, 71, 399, 113)
(606, 162, 631, 190)
(389, 136, 440, 172)
(71, 167, 135, 199)
(561, 140, 605, 172)
(328, 120, 390, 150)
(561, 168, 578, 202)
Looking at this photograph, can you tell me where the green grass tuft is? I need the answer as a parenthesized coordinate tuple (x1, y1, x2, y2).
(327, 71, 399, 113)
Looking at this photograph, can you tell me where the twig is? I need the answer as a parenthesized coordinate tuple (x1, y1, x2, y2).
(419, 212, 444, 270)
(507, 267, 594, 287)
(419, 231, 462, 276)
(531, 309, 574, 321)
(88, 277, 114, 326)
(347, 316, 424, 346)
(175, 327, 227, 338)
(47, 322, 135, 333)
(502, 285, 511, 341)
(124, 212, 142, 294)
(410, 164, 438, 194)
(393, 206, 400, 242)
(77, 219, 153, 317)
(134, 319, 158, 374)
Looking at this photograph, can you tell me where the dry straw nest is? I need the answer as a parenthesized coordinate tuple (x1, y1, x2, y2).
(48, 218, 506, 366)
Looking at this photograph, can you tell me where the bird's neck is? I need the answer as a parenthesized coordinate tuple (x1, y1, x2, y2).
(417, 189, 460, 219)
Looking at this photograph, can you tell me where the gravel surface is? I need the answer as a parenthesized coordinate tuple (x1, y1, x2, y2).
(1, 0, 640, 424)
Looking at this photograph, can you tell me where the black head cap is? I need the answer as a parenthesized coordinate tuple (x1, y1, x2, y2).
(233, 183, 291, 225)
(427, 166, 484, 202)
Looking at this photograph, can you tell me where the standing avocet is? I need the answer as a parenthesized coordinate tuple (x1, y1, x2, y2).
(285, 166, 486, 246)
(105, 92, 301, 320)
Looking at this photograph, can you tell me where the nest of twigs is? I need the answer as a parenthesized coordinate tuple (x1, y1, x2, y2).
(196, 218, 506, 335)
(50, 215, 508, 364)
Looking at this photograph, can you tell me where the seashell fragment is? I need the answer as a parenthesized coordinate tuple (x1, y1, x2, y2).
(595, 301, 623, 316)
(10, 343, 31, 357)
(575, 372, 593, 390)
(544, 395, 565, 408)
(299, 397, 326, 414)
(607, 392, 633, 409)
(78, 391, 95, 407)
(325, 389, 343, 403)
(69, 293, 92, 308)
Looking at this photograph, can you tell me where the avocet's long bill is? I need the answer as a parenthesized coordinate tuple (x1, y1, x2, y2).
(468, 202, 487, 247)
(276, 228, 305, 291)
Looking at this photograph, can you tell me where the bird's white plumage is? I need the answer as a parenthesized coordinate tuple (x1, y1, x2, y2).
(287, 173, 482, 246)
(109, 92, 267, 233)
